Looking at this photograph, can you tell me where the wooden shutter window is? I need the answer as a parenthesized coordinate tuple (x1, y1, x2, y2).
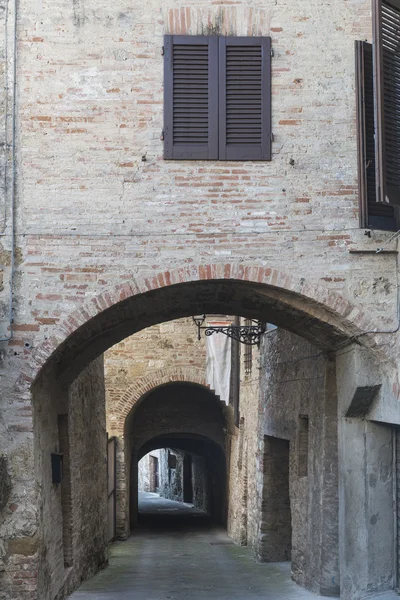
(219, 37, 271, 161)
(374, 0, 400, 205)
(356, 41, 397, 230)
(164, 36, 218, 160)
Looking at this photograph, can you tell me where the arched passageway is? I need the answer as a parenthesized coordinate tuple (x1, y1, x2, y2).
(137, 435, 227, 528)
(29, 271, 391, 600)
(124, 382, 227, 528)
(29, 268, 368, 387)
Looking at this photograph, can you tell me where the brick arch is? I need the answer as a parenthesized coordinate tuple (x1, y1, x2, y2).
(111, 366, 210, 434)
(27, 262, 377, 388)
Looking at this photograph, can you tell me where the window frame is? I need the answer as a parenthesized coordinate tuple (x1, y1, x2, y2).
(355, 40, 398, 230)
(372, 0, 400, 208)
(163, 34, 272, 161)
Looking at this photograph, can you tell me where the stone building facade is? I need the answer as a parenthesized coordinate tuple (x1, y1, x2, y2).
(0, 0, 399, 599)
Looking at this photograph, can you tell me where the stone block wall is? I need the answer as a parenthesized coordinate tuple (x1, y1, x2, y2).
(139, 448, 209, 512)
(66, 356, 108, 596)
(192, 454, 208, 512)
(32, 357, 108, 600)
(138, 450, 162, 492)
(0, 0, 14, 340)
(159, 449, 183, 501)
(225, 326, 340, 594)
(258, 329, 340, 596)
(227, 333, 262, 548)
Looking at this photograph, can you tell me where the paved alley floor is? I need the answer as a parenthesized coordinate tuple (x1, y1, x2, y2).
(68, 493, 398, 600)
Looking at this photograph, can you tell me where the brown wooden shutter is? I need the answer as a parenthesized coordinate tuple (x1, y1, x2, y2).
(356, 41, 397, 230)
(219, 37, 271, 161)
(164, 35, 218, 160)
(374, 0, 400, 205)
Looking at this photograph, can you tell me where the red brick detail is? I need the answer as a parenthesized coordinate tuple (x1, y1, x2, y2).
(111, 367, 209, 434)
(26, 262, 375, 388)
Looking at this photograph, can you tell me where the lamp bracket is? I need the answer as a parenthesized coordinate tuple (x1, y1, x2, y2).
(192, 316, 265, 346)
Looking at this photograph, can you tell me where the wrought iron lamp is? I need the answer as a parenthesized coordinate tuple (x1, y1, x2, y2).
(192, 315, 266, 346)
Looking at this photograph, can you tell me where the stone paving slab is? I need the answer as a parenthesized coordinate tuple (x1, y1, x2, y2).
(68, 494, 398, 600)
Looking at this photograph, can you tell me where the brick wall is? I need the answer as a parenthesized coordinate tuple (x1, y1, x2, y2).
(105, 317, 206, 434)
(7, 0, 398, 345)
(1, 0, 400, 597)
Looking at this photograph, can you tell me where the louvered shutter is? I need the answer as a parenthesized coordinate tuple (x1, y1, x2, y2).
(374, 0, 400, 205)
(164, 36, 218, 160)
(219, 37, 271, 161)
(356, 41, 397, 230)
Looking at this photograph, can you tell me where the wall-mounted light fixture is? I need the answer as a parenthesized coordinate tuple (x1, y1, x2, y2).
(192, 315, 265, 346)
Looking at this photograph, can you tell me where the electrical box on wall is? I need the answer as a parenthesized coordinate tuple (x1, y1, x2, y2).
(51, 453, 63, 484)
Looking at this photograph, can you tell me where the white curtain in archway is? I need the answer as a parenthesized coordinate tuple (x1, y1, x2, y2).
(206, 330, 231, 405)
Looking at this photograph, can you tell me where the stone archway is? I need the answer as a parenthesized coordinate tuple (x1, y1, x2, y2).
(125, 381, 227, 532)
(26, 262, 375, 391)
(109, 366, 209, 436)
(106, 368, 212, 538)
(28, 262, 389, 600)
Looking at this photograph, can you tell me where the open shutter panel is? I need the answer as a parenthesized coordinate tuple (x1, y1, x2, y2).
(356, 41, 397, 230)
(164, 35, 218, 160)
(374, 0, 400, 205)
(219, 37, 271, 161)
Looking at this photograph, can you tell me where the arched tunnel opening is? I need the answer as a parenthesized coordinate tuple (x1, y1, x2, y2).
(29, 272, 374, 600)
(137, 435, 227, 530)
(124, 382, 228, 532)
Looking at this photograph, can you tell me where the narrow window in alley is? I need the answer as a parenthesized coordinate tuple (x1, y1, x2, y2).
(298, 416, 309, 478)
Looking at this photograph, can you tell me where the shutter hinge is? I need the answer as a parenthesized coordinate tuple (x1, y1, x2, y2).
(271, 47, 274, 57)
(161, 46, 165, 56)
(271, 132, 274, 142)
(160, 129, 164, 141)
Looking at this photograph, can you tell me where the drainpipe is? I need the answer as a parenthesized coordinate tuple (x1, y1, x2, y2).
(0, 0, 17, 342)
